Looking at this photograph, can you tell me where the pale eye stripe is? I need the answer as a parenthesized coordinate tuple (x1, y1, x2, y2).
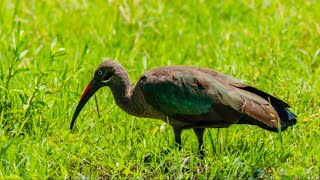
(101, 79, 110, 83)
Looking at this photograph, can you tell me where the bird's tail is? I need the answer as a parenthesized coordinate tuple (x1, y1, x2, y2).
(274, 106, 297, 131)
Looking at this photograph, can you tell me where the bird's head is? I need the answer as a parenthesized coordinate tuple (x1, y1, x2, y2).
(70, 59, 122, 130)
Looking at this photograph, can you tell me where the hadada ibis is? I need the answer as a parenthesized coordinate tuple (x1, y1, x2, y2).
(70, 60, 297, 156)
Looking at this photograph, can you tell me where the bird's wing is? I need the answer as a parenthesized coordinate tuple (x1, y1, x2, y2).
(140, 68, 216, 117)
(139, 66, 283, 128)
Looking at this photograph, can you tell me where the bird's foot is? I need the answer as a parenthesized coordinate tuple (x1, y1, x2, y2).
(143, 154, 152, 163)
(198, 149, 205, 159)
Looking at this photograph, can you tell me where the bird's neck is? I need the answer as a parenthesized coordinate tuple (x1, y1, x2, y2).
(109, 71, 144, 117)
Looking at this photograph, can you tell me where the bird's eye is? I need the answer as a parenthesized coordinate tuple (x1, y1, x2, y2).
(97, 70, 103, 76)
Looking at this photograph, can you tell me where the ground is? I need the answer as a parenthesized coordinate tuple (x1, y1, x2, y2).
(0, 0, 319, 179)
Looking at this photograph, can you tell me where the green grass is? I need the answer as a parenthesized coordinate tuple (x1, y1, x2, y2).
(0, 0, 319, 178)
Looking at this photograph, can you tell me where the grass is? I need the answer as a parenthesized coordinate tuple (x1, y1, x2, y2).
(0, 0, 319, 178)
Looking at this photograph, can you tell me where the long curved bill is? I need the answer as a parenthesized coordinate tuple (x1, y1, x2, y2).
(70, 80, 101, 130)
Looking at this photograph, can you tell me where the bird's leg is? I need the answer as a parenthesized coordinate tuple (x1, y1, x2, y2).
(193, 128, 205, 157)
(173, 127, 183, 150)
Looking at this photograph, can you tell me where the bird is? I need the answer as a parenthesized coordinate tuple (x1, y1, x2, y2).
(70, 60, 297, 156)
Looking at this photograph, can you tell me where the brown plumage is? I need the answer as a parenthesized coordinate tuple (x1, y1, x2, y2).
(70, 60, 297, 156)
